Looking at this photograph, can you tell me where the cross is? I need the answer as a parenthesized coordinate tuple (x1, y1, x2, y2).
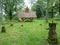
(48, 8, 56, 19)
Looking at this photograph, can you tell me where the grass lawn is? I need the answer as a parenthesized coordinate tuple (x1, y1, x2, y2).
(0, 19, 60, 45)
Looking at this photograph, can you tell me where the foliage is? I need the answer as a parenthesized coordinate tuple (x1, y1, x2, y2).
(36, 5, 42, 18)
(4, 0, 24, 20)
(32, 0, 45, 18)
(31, 0, 59, 18)
(0, 0, 24, 20)
(55, 0, 60, 14)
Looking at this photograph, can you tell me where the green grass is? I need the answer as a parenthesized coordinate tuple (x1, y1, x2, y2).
(0, 19, 60, 45)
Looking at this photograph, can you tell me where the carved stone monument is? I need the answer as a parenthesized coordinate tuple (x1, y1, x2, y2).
(48, 22, 58, 44)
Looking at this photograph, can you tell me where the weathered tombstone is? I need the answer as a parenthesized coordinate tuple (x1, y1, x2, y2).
(48, 22, 58, 44)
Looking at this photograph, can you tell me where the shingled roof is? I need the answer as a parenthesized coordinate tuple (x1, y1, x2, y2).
(18, 11, 36, 18)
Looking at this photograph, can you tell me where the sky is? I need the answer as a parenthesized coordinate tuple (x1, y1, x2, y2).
(24, 0, 31, 9)
(24, 0, 37, 9)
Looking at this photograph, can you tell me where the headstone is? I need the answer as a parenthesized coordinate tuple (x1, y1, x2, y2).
(48, 23, 58, 44)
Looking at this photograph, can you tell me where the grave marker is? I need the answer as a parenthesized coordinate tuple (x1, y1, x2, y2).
(47, 6, 58, 44)
(48, 8, 56, 19)
(48, 23, 58, 44)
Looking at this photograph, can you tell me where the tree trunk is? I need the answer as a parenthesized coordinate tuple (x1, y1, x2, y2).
(45, 0, 49, 22)
(9, 10, 13, 26)
(1, 0, 6, 32)
(45, 9, 48, 22)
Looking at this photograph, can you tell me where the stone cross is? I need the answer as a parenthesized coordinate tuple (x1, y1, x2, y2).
(48, 8, 56, 19)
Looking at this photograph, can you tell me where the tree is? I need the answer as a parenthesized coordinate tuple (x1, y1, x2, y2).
(36, 5, 43, 18)
(0, 0, 6, 32)
(4, 0, 24, 26)
(55, 0, 60, 14)
(32, 0, 59, 21)
(32, 0, 45, 18)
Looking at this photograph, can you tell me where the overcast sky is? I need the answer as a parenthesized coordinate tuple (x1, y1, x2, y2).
(24, 0, 37, 9)
(24, 0, 31, 9)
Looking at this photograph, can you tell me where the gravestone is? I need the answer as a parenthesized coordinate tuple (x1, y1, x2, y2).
(48, 22, 58, 44)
